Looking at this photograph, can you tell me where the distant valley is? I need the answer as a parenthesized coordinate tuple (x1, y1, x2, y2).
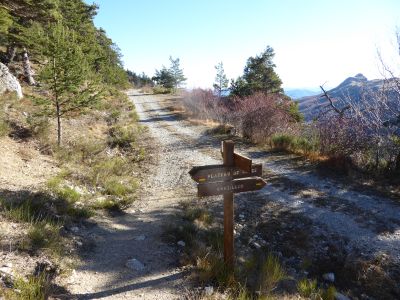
(284, 88, 320, 99)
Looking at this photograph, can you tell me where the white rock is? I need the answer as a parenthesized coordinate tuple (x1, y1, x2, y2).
(0, 266, 12, 276)
(251, 241, 262, 249)
(204, 286, 214, 296)
(323, 272, 335, 282)
(335, 292, 350, 300)
(239, 214, 245, 219)
(177, 240, 186, 247)
(70, 226, 79, 233)
(126, 258, 145, 271)
(0, 62, 23, 99)
(135, 235, 146, 241)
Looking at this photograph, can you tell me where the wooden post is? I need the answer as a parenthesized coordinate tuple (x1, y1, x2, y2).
(222, 140, 234, 268)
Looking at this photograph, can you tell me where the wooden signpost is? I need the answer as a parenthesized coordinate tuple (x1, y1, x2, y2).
(189, 140, 267, 267)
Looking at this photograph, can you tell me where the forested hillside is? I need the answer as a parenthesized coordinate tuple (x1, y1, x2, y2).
(0, 1, 148, 299)
(0, 0, 128, 89)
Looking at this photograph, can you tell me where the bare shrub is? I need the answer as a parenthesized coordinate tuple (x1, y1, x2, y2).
(230, 92, 298, 143)
(182, 90, 299, 143)
(181, 88, 230, 123)
(317, 85, 400, 172)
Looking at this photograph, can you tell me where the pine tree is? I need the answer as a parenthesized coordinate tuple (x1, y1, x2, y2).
(152, 67, 175, 89)
(37, 22, 99, 146)
(213, 62, 229, 97)
(231, 46, 283, 97)
(168, 56, 186, 90)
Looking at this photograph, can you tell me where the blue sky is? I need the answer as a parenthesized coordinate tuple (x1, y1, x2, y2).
(87, 0, 400, 89)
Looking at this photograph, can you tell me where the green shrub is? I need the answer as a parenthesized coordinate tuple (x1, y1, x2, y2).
(270, 134, 295, 151)
(259, 253, 286, 293)
(92, 157, 127, 182)
(292, 136, 319, 154)
(0, 198, 49, 224)
(197, 251, 236, 288)
(55, 138, 105, 164)
(152, 85, 172, 94)
(297, 278, 319, 298)
(93, 198, 120, 211)
(103, 177, 138, 197)
(321, 286, 337, 300)
(107, 125, 137, 149)
(106, 109, 121, 124)
(56, 186, 80, 202)
(128, 111, 139, 122)
(24, 222, 63, 256)
(10, 273, 52, 300)
(67, 205, 94, 219)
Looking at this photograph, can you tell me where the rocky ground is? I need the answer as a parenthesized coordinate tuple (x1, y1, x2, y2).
(65, 90, 400, 299)
(2, 90, 399, 299)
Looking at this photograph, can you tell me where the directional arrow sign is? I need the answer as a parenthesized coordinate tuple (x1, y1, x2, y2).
(197, 177, 266, 197)
(233, 153, 252, 173)
(189, 164, 262, 183)
(220, 142, 252, 173)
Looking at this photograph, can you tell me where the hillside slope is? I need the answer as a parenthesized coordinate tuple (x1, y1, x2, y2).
(298, 73, 397, 120)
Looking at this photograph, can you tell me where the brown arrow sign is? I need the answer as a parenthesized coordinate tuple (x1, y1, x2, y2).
(197, 177, 266, 197)
(189, 164, 262, 183)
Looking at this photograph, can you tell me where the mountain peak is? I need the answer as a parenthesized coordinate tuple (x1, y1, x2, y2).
(337, 73, 368, 88)
(354, 73, 367, 81)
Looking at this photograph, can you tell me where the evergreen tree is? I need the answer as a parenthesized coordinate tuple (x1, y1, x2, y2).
(213, 62, 229, 97)
(231, 46, 283, 97)
(168, 56, 186, 90)
(127, 70, 154, 87)
(152, 67, 175, 89)
(37, 22, 99, 146)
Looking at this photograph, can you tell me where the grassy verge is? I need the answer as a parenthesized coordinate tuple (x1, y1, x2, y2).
(0, 88, 147, 297)
(164, 201, 288, 299)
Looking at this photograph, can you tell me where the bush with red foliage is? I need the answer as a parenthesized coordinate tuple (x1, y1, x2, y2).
(182, 90, 298, 143)
(229, 92, 297, 142)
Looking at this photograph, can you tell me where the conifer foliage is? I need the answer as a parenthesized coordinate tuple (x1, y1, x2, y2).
(0, 0, 129, 145)
(38, 22, 100, 146)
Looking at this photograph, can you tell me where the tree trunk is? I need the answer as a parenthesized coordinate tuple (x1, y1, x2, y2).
(6, 44, 16, 65)
(56, 101, 61, 146)
(22, 48, 36, 85)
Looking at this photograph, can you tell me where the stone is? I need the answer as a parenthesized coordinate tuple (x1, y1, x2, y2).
(0, 266, 12, 277)
(135, 235, 146, 241)
(335, 292, 350, 300)
(204, 286, 213, 296)
(70, 226, 79, 233)
(250, 241, 261, 249)
(0, 62, 23, 99)
(126, 258, 145, 271)
(177, 240, 186, 247)
(323, 272, 335, 282)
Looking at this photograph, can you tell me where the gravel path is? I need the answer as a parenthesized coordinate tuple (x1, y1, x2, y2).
(67, 91, 218, 299)
(67, 90, 400, 299)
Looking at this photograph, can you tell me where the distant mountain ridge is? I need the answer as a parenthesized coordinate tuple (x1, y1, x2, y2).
(284, 88, 320, 99)
(297, 74, 397, 120)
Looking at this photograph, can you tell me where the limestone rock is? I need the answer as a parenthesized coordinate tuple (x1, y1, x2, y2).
(0, 62, 23, 99)
(126, 258, 145, 271)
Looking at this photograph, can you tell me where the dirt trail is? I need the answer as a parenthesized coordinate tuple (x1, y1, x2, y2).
(67, 91, 400, 299)
(66, 91, 218, 299)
